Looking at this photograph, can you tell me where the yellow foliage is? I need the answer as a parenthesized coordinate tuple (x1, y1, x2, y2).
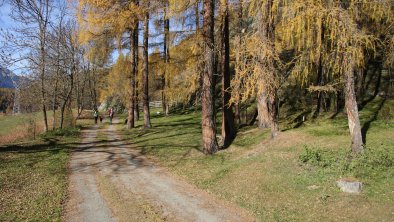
(100, 53, 131, 104)
(149, 34, 202, 104)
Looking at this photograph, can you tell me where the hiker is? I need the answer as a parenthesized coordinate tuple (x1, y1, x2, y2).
(108, 107, 114, 124)
(93, 108, 99, 124)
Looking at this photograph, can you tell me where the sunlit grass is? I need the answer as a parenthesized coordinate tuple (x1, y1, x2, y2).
(120, 98, 394, 221)
(0, 125, 81, 221)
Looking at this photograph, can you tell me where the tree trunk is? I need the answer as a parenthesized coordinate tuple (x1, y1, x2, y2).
(163, 0, 170, 115)
(259, 0, 279, 138)
(134, 20, 140, 123)
(268, 94, 279, 138)
(314, 22, 326, 117)
(52, 80, 58, 130)
(220, 0, 236, 148)
(127, 23, 138, 129)
(195, 0, 200, 33)
(40, 31, 48, 132)
(134, 87, 139, 121)
(234, 0, 243, 126)
(314, 59, 325, 117)
(60, 64, 74, 129)
(143, 8, 151, 128)
(344, 63, 363, 153)
(202, 0, 219, 154)
(60, 102, 66, 129)
(356, 68, 365, 100)
(257, 92, 270, 128)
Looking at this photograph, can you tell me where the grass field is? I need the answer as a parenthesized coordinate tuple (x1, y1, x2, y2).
(0, 109, 85, 145)
(119, 98, 394, 221)
(0, 98, 392, 221)
(0, 126, 80, 221)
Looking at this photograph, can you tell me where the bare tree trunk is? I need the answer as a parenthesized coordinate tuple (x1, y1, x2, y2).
(52, 78, 58, 130)
(134, 21, 140, 123)
(163, 0, 170, 115)
(314, 23, 326, 117)
(257, 92, 270, 128)
(315, 61, 325, 116)
(268, 94, 279, 138)
(259, 0, 279, 138)
(88, 64, 98, 109)
(220, 0, 235, 148)
(135, 85, 139, 121)
(234, 0, 243, 126)
(127, 24, 138, 129)
(202, 0, 219, 154)
(61, 63, 75, 129)
(143, 7, 151, 128)
(345, 63, 364, 153)
(40, 23, 49, 132)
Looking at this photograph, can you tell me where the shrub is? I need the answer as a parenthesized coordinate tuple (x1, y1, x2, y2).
(299, 145, 337, 168)
(41, 127, 80, 138)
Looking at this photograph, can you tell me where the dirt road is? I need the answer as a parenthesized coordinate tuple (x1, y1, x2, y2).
(64, 119, 253, 222)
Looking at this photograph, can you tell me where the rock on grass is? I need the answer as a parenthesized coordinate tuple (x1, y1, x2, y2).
(336, 179, 363, 194)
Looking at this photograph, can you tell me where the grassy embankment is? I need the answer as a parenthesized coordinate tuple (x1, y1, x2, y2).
(119, 98, 394, 221)
(0, 114, 84, 221)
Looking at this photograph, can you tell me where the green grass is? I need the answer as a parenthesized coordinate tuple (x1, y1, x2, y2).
(0, 99, 392, 221)
(0, 112, 43, 136)
(120, 98, 394, 221)
(0, 126, 81, 221)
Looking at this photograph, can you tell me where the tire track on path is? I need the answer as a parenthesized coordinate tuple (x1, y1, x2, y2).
(65, 119, 254, 222)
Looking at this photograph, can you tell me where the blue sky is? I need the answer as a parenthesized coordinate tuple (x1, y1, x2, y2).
(0, 1, 196, 75)
(0, 2, 24, 74)
(0, 3, 13, 29)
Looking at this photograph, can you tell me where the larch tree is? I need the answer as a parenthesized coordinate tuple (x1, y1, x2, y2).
(219, 0, 236, 148)
(231, 0, 282, 138)
(163, 0, 170, 115)
(201, 0, 219, 154)
(142, 0, 152, 128)
(279, 0, 393, 153)
(77, 0, 142, 129)
(233, 0, 243, 126)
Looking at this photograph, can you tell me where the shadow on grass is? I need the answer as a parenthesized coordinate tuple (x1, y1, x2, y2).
(0, 140, 62, 153)
(361, 97, 386, 144)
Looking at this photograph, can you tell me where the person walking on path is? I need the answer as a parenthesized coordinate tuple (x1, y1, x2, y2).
(108, 107, 114, 125)
(93, 108, 99, 124)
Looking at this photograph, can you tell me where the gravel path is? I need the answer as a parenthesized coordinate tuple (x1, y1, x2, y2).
(64, 119, 254, 222)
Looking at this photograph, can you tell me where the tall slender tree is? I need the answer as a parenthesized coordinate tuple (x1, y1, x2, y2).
(128, 24, 138, 129)
(201, 0, 219, 154)
(233, 0, 242, 126)
(219, 0, 236, 147)
(163, 0, 170, 115)
(142, 0, 152, 128)
(9, 0, 52, 132)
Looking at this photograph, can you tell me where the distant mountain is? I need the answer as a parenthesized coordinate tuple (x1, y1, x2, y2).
(0, 66, 20, 89)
